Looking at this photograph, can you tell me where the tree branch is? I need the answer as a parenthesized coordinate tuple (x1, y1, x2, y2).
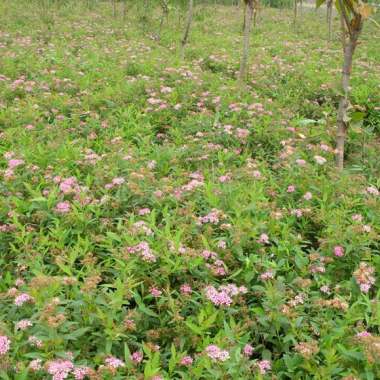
(338, 0, 352, 35)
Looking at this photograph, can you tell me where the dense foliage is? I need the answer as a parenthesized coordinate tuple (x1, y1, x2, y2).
(1, 1, 380, 379)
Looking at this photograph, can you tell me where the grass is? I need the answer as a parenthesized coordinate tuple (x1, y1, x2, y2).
(0, 1, 380, 379)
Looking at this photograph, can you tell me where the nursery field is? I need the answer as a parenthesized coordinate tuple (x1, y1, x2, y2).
(1, 1, 380, 379)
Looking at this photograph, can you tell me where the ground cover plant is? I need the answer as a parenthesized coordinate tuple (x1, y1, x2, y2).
(1, 0, 380, 379)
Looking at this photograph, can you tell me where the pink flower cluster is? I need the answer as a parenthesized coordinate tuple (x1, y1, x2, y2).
(0, 335, 10, 355)
(17, 320, 33, 331)
(128, 242, 156, 262)
(14, 293, 35, 306)
(105, 357, 125, 368)
(333, 245, 344, 257)
(72, 366, 91, 379)
(254, 359, 271, 374)
(199, 208, 227, 225)
(46, 359, 74, 380)
(205, 344, 230, 362)
(55, 201, 71, 213)
(149, 285, 162, 297)
(29, 359, 42, 372)
(261, 272, 274, 280)
(180, 355, 193, 366)
(354, 262, 375, 292)
(129, 352, 143, 364)
(243, 344, 254, 356)
(205, 284, 247, 307)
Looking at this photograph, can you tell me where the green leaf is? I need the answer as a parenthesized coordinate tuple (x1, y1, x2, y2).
(139, 305, 158, 317)
(316, 0, 327, 9)
(107, 232, 122, 242)
(204, 311, 218, 328)
(223, 320, 235, 342)
(186, 322, 204, 335)
(283, 354, 294, 370)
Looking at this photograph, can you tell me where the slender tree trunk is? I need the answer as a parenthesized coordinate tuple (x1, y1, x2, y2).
(335, 33, 360, 169)
(242, 2, 246, 31)
(300, 0, 303, 22)
(112, 0, 116, 18)
(157, 0, 167, 42)
(144, 0, 149, 20)
(340, 13, 347, 52)
(335, 4, 363, 169)
(327, 0, 332, 41)
(123, 0, 127, 20)
(181, 0, 194, 60)
(238, 0, 254, 83)
(293, 0, 297, 25)
(257, 0, 261, 26)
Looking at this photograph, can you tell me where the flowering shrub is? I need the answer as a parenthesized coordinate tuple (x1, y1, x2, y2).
(0, 2, 380, 380)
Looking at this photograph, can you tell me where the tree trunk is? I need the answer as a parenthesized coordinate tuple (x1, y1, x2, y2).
(242, 2, 246, 31)
(144, 0, 149, 20)
(257, 0, 261, 26)
(340, 13, 347, 52)
(335, 27, 362, 170)
(181, 0, 194, 60)
(123, 0, 127, 21)
(293, 0, 297, 25)
(327, 0, 332, 41)
(157, 0, 167, 42)
(300, 0, 303, 22)
(112, 0, 116, 18)
(238, 1, 254, 83)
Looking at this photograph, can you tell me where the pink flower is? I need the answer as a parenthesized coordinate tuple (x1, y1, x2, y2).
(8, 159, 25, 169)
(218, 241, 227, 249)
(0, 336, 10, 355)
(150, 285, 162, 297)
(296, 159, 306, 165)
(243, 344, 254, 356)
(15, 293, 35, 306)
(147, 160, 156, 169)
(321, 285, 330, 294)
(55, 201, 71, 214)
(255, 360, 271, 375)
(29, 359, 42, 372)
(367, 186, 379, 196)
(360, 283, 371, 292)
(257, 233, 269, 244)
(105, 357, 125, 369)
(303, 192, 312, 200)
(205, 345, 230, 362)
(333, 246, 344, 257)
(363, 225, 371, 232)
(73, 366, 90, 379)
(129, 352, 143, 364)
(46, 358, 74, 380)
(314, 155, 326, 164)
(352, 214, 363, 221)
(112, 177, 125, 185)
(180, 355, 193, 366)
(17, 320, 33, 331)
(128, 242, 156, 262)
(261, 272, 274, 280)
(180, 284, 192, 294)
(287, 185, 296, 193)
(219, 175, 230, 183)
